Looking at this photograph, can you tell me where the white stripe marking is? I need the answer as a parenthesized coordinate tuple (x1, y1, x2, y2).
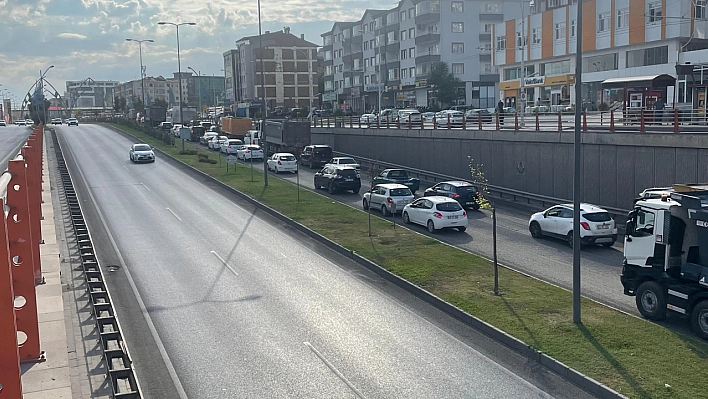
(140, 183, 150, 191)
(123, 165, 129, 172)
(166, 208, 182, 221)
(668, 289, 689, 300)
(667, 304, 686, 314)
(210, 251, 239, 276)
(304, 342, 367, 399)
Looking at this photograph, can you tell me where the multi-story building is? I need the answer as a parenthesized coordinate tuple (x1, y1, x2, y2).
(115, 76, 182, 107)
(224, 28, 319, 115)
(493, 0, 708, 112)
(65, 80, 119, 113)
(187, 75, 225, 110)
(321, 1, 521, 112)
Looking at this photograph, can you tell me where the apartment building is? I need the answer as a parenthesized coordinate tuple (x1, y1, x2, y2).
(65, 80, 119, 111)
(321, 0, 522, 112)
(224, 28, 319, 114)
(493, 0, 708, 111)
(115, 76, 182, 107)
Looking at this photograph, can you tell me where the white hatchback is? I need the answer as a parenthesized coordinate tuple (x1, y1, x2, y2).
(237, 145, 264, 161)
(363, 184, 414, 216)
(267, 153, 298, 173)
(402, 196, 468, 233)
(528, 203, 618, 247)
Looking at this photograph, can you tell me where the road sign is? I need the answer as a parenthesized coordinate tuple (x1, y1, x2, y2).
(226, 155, 238, 164)
(520, 92, 527, 102)
(179, 127, 190, 140)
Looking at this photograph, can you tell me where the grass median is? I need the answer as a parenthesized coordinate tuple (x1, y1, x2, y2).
(108, 123, 708, 399)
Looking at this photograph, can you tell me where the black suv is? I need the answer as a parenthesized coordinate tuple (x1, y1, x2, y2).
(423, 181, 482, 210)
(314, 166, 361, 194)
(300, 145, 333, 168)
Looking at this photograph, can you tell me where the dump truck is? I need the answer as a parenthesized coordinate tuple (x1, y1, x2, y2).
(621, 183, 708, 339)
(264, 119, 311, 154)
(221, 117, 252, 140)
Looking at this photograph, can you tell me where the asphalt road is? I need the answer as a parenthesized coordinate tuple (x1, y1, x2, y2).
(194, 142, 635, 315)
(0, 124, 33, 169)
(53, 123, 596, 398)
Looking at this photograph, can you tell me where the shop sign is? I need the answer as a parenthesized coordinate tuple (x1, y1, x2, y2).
(322, 91, 337, 102)
(415, 79, 428, 88)
(405, 92, 416, 101)
(396, 93, 407, 101)
(523, 76, 546, 87)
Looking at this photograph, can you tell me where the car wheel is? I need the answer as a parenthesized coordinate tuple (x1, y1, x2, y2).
(529, 222, 543, 238)
(363, 198, 369, 210)
(458, 227, 466, 232)
(636, 281, 667, 321)
(381, 205, 389, 216)
(352, 186, 360, 194)
(690, 300, 708, 340)
(427, 220, 436, 233)
(472, 203, 480, 211)
(402, 212, 411, 224)
(275, 167, 279, 174)
(327, 182, 336, 194)
(566, 232, 575, 248)
(314, 179, 320, 189)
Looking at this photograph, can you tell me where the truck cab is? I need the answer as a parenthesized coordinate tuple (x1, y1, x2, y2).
(244, 130, 260, 146)
(621, 185, 708, 339)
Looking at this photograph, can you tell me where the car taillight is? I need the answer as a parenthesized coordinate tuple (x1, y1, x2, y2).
(580, 222, 590, 230)
(259, 150, 263, 153)
(462, 211, 467, 217)
(433, 212, 443, 219)
(227, 145, 231, 148)
(245, 150, 250, 153)
(278, 160, 282, 165)
(613, 220, 617, 229)
(453, 193, 460, 199)
(387, 197, 393, 204)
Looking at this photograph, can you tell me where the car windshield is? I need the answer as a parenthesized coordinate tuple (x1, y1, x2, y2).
(281, 155, 296, 161)
(388, 170, 408, 178)
(134, 145, 151, 151)
(390, 188, 412, 196)
(436, 202, 463, 211)
(583, 212, 612, 222)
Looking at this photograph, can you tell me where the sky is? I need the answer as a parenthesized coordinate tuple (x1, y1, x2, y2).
(0, 0, 397, 106)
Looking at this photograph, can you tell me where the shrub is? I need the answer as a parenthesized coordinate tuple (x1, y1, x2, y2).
(598, 102, 609, 112)
(179, 149, 198, 155)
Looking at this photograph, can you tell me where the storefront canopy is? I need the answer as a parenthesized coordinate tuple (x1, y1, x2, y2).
(601, 74, 676, 89)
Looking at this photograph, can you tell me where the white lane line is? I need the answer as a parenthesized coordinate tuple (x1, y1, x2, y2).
(140, 183, 150, 191)
(210, 251, 239, 276)
(304, 342, 367, 399)
(123, 165, 129, 172)
(166, 208, 182, 221)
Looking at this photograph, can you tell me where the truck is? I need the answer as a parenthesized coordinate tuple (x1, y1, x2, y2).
(147, 106, 167, 127)
(621, 183, 708, 339)
(264, 119, 311, 154)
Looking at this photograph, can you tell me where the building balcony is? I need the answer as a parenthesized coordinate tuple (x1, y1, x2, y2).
(479, 13, 504, 22)
(415, 31, 440, 45)
(479, 33, 492, 42)
(415, 53, 440, 64)
(415, 10, 440, 25)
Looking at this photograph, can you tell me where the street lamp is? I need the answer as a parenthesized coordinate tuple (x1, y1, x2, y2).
(40, 65, 54, 125)
(126, 38, 154, 116)
(158, 21, 196, 125)
(256, 0, 268, 186)
(187, 67, 202, 119)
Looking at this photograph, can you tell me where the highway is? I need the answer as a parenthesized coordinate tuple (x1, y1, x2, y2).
(52, 123, 595, 398)
(0, 124, 33, 169)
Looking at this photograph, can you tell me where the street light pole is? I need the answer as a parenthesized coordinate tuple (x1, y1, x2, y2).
(572, 0, 584, 324)
(519, 1, 528, 127)
(257, 0, 268, 186)
(188, 67, 202, 119)
(158, 21, 196, 125)
(126, 39, 154, 117)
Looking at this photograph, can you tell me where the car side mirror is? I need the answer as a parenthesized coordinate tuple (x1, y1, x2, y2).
(543, 212, 547, 218)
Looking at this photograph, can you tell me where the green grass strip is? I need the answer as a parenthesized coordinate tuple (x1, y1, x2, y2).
(107, 123, 708, 399)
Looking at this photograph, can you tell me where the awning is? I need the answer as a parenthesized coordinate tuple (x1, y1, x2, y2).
(601, 74, 676, 88)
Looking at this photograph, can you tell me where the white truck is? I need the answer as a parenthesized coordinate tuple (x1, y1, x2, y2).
(621, 184, 708, 339)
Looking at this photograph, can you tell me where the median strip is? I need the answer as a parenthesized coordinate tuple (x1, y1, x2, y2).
(105, 122, 708, 399)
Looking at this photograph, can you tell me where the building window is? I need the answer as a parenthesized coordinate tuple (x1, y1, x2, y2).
(409, 27, 415, 37)
(452, 42, 464, 53)
(401, 49, 408, 59)
(409, 8, 415, 18)
(598, 12, 610, 32)
(401, 30, 408, 41)
(410, 67, 416, 77)
(452, 63, 464, 74)
(555, 22, 566, 40)
(481, 42, 492, 52)
(452, 1, 464, 12)
(452, 22, 464, 33)
(583, 53, 619, 72)
(485, 3, 499, 12)
(365, 58, 370, 68)
(496, 35, 506, 50)
(483, 23, 494, 33)
(344, 77, 351, 88)
(516, 31, 527, 48)
(648, 2, 662, 23)
(354, 75, 361, 85)
(409, 47, 415, 57)
(324, 81, 333, 91)
(697, 0, 706, 19)
(365, 75, 370, 84)
(401, 68, 408, 79)
(388, 68, 399, 80)
(540, 60, 569, 75)
(547, 0, 568, 7)
(570, 19, 576, 37)
(617, 8, 629, 29)
(532, 27, 541, 44)
(626, 45, 669, 67)
(400, 10, 406, 21)
(364, 41, 369, 50)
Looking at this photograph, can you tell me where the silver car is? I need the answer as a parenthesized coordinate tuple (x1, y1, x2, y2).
(397, 109, 422, 126)
(362, 183, 415, 216)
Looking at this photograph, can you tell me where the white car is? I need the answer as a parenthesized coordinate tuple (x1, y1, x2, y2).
(200, 132, 219, 146)
(171, 124, 182, 137)
(402, 196, 468, 233)
(220, 139, 243, 154)
(209, 135, 228, 150)
(267, 153, 298, 174)
(359, 114, 377, 124)
(363, 184, 414, 216)
(67, 118, 79, 126)
(16, 120, 26, 126)
(435, 110, 465, 128)
(0, 120, 6, 127)
(397, 109, 422, 126)
(326, 157, 360, 175)
(129, 143, 155, 163)
(528, 203, 618, 248)
(237, 144, 264, 161)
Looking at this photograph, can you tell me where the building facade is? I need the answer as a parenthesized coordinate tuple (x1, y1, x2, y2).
(115, 76, 182, 107)
(187, 75, 226, 110)
(493, 0, 708, 111)
(321, 0, 522, 113)
(224, 28, 319, 115)
(65, 80, 119, 113)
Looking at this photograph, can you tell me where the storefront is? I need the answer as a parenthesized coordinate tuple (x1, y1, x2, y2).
(601, 74, 675, 110)
(498, 73, 576, 111)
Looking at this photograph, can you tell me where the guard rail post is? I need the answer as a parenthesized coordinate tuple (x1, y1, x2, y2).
(376, 116, 380, 129)
(610, 110, 615, 132)
(495, 113, 500, 130)
(0, 196, 23, 399)
(386, 116, 390, 129)
(397, 117, 401, 129)
(327, 116, 330, 128)
(674, 109, 679, 133)
(583, 111, 587, 131)
(23, 136, 43, 284)
(358, 116, 362, 129)
(319, 116, 323, 128)
(535, 112, 540, 131)
(7, 159, 42, 362)
(462, 114, 466, 129)
(514, 113, 519, 131)
(640, 109, 645, 132)
(447, 114, 451, 129)
(557, 112, 562, 131)
(408, 117, 412, 130)
(433, 115, 437, 130)
(478, 115, 482, 130)
(349, 114, 353, 128)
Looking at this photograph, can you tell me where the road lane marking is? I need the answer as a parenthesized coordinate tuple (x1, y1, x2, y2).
(123, 165, 129, 172)
(140, 183, 150, 191)
(304, 342, 367, 399)
(211, 251, 239, 276)
(166, 208, 182, 221)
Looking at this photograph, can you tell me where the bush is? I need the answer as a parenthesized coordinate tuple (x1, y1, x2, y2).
(179, 149, 198, 155)
(598, 102, 609, 112)
(334, 109, 343, 117)
(197, 153, 211, 162)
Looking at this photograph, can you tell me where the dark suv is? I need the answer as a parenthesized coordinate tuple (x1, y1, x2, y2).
(300, 145, 333, 168)
(314, 166, 361, 194)
(423, 181, 482, 210)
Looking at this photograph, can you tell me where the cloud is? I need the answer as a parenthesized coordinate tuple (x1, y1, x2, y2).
(58, 32, 88, 39)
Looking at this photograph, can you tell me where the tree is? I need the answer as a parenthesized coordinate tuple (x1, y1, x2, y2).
(113, 96, 121, 113)
(154, 98, 168, 108)
(429, 62, 461, 108)
(131, 95, 144, 114)
(468, 157, 491, 210)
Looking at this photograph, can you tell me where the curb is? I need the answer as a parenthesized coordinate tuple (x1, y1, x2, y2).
(104, 123, 628, 399)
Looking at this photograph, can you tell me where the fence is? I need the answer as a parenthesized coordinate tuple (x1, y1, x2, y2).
(0, 124, 45, 398)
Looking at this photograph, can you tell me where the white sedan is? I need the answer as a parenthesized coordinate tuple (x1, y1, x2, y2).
(220, 139, 243, 154)
(209, 135, 228, 150)
(267, 153, 298, 174)
(402, 196, 468, 233)
(359, 114, 377, 124)
(237, 145, 264, 161)
(435, 111, 465, 128)
(362, 183, 414, 216)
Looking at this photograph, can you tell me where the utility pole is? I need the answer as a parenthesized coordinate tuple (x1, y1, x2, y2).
(158, 21, 196, 125)
(257, 0, 268, 186)
(573, 0, 583, 324)
(188, 67, 202, 119)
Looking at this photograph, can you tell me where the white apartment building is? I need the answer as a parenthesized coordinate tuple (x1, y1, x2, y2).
(494, 0, 708, 112)
(65, 80, 119, 111)
(115, 76, 183, 108)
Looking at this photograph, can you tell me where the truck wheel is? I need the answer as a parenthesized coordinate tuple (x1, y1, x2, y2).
(691, 300, 708, 340)
(636, 281, 667, 321)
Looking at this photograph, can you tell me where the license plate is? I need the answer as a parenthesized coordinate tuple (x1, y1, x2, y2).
(346, 178, 353, 181)
(598, 225, 609, 229)
(466, 202, 475, 205)
(595, 238, 612, 243)
(447, 215, 458, 219)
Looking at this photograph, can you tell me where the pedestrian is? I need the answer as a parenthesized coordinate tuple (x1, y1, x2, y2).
(654, 96, 665, 125)
(497, 99, 505, 126)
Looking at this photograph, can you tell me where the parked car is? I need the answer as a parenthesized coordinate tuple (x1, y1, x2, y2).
(372, 169, 420, 193)
(402, 197, 469, 233)
(209, 135, 228, 150)
(267, 153, 298, 174)
(314, 165, 361, 194)
(397, 109, 422, 126)
(15, 120, 26, 126)
(359, 114, 378, 124)
(159, 121, 173, 131)
(67, 118, 79, 126)
(0, 120, 6, 127)
(363, 184, 415, 216)
(237, 144, 264, 161)
(300, 145, 333, 169)
(435, 110, 465, 128)
(465, 109, 493, 124)
(220, 139, 243, 154)
(528, 203, 618, 248)
(129, 143, 155, 163)
(199, 132, 219, 146)
(424, 181, 482, 210)
(51, 118, 62, 125)
(326, 157, 360, 175)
